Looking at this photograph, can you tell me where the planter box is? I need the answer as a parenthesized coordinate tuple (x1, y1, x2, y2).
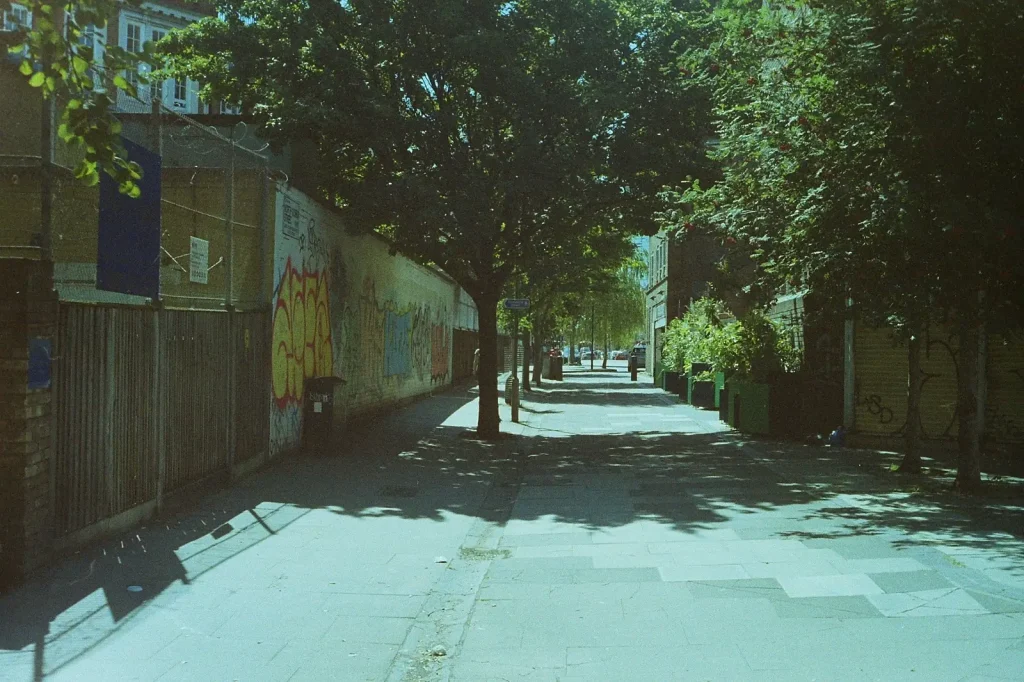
(718, 386, 729, 422)
(677, 373, 689, 402)
(690, 362, 712, 376)
(725, 380, 771, 435)
(714, 372, 726, 409)
(664, 371, 681, 394)
(690, 380, 716, 409)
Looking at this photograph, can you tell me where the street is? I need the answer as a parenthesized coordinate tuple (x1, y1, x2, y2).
(2, 369, 1023, 681)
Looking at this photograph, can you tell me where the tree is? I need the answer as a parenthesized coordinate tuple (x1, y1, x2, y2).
(592, 265, 647, 367)
(6, 0, 153, 192)
(661, 0, 1023, 489)
(167, 0, 711, 436)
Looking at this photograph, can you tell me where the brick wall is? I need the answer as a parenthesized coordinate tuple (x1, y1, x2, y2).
(0, 258, 56, 590)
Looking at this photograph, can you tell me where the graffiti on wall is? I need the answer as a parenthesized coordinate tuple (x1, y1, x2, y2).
(271, 256, 333, 407)
(856, 328, 1024, 445)
(431, 324, 450, 383)
(986, 366, 1024, 443)
(271, 193, 333, 456)
(335, 275, 451, 400)
(385, 310, 412, 377)
(855, 328, 959, 439)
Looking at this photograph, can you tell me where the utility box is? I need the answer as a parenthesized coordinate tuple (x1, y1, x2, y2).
(303, 377, 346, 455)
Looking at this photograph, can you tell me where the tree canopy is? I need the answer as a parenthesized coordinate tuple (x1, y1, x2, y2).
(166, 0, 712, 436)
(658, 0, 1024, 489)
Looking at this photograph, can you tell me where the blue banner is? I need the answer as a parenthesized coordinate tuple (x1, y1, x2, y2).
(97, 137, 161, 299)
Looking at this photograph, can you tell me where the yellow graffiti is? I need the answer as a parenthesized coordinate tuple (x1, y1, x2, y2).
(272, 256, 333, 407)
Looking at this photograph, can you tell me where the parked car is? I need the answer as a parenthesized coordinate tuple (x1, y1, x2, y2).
(612, 350, 628, 360)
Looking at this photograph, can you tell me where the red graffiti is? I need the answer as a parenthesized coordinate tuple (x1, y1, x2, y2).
(272, 256, 333, 408)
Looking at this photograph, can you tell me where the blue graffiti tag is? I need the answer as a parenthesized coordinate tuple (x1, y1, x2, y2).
(385, 311, 412, 377)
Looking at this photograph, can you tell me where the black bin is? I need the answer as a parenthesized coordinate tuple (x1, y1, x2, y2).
(303, 377, 346, 455)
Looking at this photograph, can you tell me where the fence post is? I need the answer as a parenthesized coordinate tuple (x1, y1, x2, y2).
(227, 306, 236, 477)
(39, 92, 54, 261)
(153, 303, 166, 515)
(225, 134, 237, 477)
(104, 309, 116, 518)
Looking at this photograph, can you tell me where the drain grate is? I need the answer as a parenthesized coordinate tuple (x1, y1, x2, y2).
(378, 485, 419, 498)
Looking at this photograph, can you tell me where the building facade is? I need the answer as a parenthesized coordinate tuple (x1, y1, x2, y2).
(645, 230, 723, 379)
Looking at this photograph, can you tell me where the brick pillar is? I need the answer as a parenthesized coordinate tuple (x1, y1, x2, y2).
(0, 258, 57, 590)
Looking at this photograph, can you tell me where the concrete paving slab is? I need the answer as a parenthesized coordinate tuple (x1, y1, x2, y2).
(867, 588, 990, 617)
(778, 573, 885, 597)
(498, 532, 594, 547)
(966, 590, 1024, 615)
(869, 569, 955, 593)
(686, 578, 788, 601)
(831, 556, 931, 574)
(772, 595, 881, 618)
(659, 564, 752, 582)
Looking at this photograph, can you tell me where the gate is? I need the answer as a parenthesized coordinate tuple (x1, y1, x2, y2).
(163, 310, 231, 491)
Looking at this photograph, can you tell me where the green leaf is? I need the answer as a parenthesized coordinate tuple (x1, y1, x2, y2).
(74, 160, 94, 179)
(18, 60, 32, 76)
(66, 99, 82, 110)
(28, 72, 46, 88)
(72, 55, 89, 75)
(9, 44, 26, 55)
(113, 75, 129, 90)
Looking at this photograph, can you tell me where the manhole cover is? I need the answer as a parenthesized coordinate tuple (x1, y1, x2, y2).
(378, 486, 419, 498)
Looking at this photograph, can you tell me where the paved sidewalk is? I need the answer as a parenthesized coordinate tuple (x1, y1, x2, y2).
(2, 371, 1023, 681)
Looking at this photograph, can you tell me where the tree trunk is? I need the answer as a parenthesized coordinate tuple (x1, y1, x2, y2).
(475, 298, 501, 438)
(590, 301, 596, 371)
(899, 323, 924, 473)
(569, 334, 576, 365)
(522, 329, 531, 392)
(954, 314, 984, 493)
(532, 324, 543, 385)
(602, 330, 609, 370)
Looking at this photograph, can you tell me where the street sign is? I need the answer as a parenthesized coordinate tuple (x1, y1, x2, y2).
(504, 298, 530, 310)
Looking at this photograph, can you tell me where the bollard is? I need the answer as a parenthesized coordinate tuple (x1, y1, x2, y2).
(510, 375, 520, 423)
(630, 357, 638, 381)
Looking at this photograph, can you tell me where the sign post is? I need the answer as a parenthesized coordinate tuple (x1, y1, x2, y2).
(503, 299, 529, 423)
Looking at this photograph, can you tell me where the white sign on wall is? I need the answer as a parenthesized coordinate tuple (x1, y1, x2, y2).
(189, 237, 209, 284)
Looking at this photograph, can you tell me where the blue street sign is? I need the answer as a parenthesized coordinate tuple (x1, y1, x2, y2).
(504, 298, 530, 310)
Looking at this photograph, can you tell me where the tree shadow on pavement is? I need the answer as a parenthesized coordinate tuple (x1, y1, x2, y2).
(2, 380, 1023, 680)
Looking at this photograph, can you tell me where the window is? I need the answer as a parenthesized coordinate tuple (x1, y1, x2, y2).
(2, 3, 30, 31)
(118, 12, 201, 114)
(125, 22, 143, 52)
(173, 79, 187, 108)
(78, 22, 107, 87)
(219, 101, 241, 115)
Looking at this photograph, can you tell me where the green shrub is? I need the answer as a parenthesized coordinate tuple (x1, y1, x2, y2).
(662, 297, 798, 382)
